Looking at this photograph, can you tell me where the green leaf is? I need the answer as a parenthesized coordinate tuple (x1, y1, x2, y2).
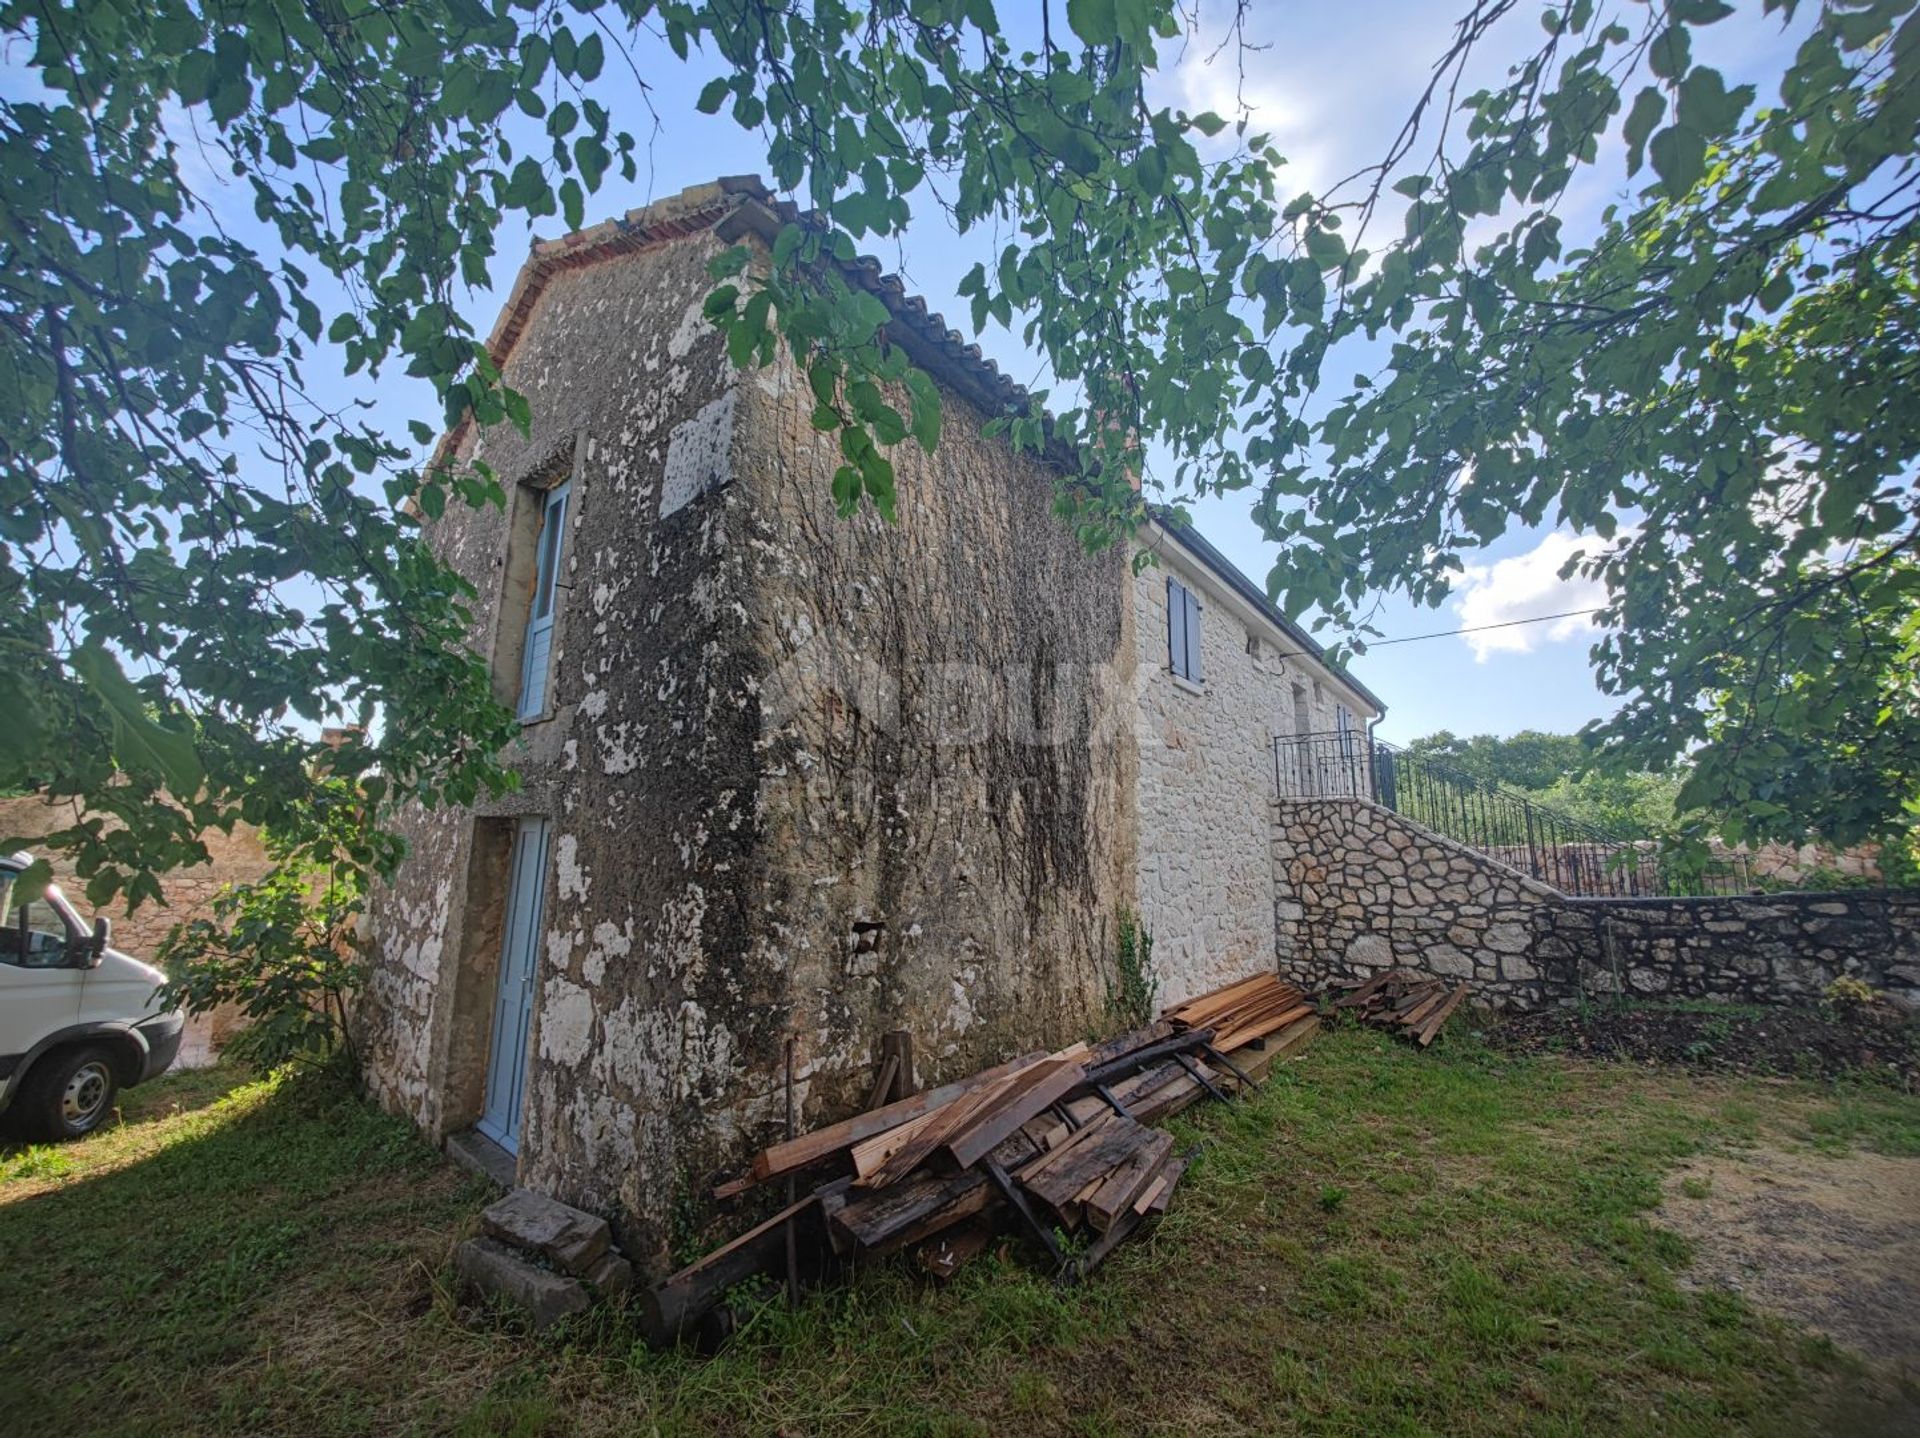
(69, 647, 204, 798)
(697, 78, 730, 114)
(1066, 0, 1120, 46)
(575, 33, 604, 82)
(1649, 125, 1706, 195)
(1622, 87, 1666, 175)
(905, 370, 942, 451)
(1649, 24, 1692, 81)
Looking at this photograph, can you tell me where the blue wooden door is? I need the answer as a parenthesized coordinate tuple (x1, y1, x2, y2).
(478, 817, 549, 1154)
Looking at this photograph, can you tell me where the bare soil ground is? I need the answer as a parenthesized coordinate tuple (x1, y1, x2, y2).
(1490, 997, 1920, 1084)
(1657, 1143, 1920, 1378)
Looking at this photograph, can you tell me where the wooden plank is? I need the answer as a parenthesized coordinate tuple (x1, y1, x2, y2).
(879, 1030, 915, 1098)
(1396, 989, 1448, 1030)
(1334, 972, 1392, 1008)
(642, 1181, 847, 1345)
(832, 1169, 991, 1254)
(1058, 1094, 1109, 1127)
(918, 1220, 993, 1281)
(864, 1052, 900, 1111)
(1071, 1204, 1146, 1280)
(1388, 983, 1443, 1018)
(1085, 1129, 1174, 1231)
(944, 1056, 1089, 1169)
(848, 1105, 945, 1181)
(1081, 1028, 1215, 1087)
(1083, 1019, 1175, 1068)
(1146, 1155, 1188, 1213)
(1108, 1059, 1183, 1108)
(1131, 1147, 1187, 1215)
(1163, 972, 1275, 1022)
(1226, 1016, 1319, 1087)
(1126, 1073, 1201, 1125)
(1016, 1110, 1112, 1183)
(859, 1048, 1085, 1190)
(1216, 1001, 1315, 1052)
(858, 1075, 1018, 1189)
(1415, 987, 1469, 1046)
(1022, 1117, 1155, 1213)
(747, 1050, 1046, 1186)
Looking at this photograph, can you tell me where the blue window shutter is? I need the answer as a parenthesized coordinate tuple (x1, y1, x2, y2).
(1166, 576, 1188, 678)
(1184, 585, 1204, 684)
(518, 481, 570, 719)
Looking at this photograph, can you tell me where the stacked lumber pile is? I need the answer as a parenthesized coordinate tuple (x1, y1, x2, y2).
(1334, 972, 1469, 1045)
(642, 972, 1320, 1348)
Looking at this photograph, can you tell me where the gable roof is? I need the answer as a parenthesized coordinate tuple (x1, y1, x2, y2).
(451, 176, 1381, 715)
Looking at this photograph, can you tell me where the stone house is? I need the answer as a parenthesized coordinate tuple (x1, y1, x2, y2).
(358, 177, 1382, 1271)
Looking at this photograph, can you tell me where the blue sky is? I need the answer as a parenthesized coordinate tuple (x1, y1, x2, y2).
(4, 2, 1809, 745)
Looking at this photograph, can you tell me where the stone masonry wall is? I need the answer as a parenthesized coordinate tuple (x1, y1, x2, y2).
(365, 189, 1143, 1275)
(362, 211, 775, 1274)
(732, 323, 1136, 1143)
(1134, 541, 1374, 1007)
(1273, 797, 1560, 1007)
(1273, 797, 1920, 1010)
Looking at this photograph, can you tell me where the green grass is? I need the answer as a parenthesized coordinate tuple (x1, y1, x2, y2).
(3, 1034, 1916, 1436)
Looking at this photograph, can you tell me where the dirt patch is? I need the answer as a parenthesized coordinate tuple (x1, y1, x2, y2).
(1489, 1000, 1919, 1084)
(1657, 1144, 1920, 1377)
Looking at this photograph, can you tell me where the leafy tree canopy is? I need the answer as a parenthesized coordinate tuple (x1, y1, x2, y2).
(4, 0, 1914, 914)
(1, 0, 1256, 902)
(1402, 728, 1685, 833)
(1253, 0, 1920, 849)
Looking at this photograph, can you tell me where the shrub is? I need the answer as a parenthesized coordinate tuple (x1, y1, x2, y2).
(158, 859, 365, 1072)
(1105, 908, 1158, 1032)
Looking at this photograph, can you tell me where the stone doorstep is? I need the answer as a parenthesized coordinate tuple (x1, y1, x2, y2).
(454, 1237, 591, 1332)
(482, 1189, 613, 1277)
(446, 1129, 518, 1190)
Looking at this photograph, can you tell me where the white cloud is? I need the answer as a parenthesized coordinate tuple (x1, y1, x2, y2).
(1453, 530, 1610, 663)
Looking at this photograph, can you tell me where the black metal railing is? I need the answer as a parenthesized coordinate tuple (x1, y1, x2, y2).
(1272, 732, 1736, 898)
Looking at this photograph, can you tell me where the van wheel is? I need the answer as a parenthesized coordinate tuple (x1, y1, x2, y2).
(15, 1045, 120, 1142)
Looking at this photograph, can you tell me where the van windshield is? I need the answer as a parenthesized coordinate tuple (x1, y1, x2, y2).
(0, 871, 79, 968)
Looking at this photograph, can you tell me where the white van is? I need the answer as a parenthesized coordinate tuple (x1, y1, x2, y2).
(0, 851, 184, 1140)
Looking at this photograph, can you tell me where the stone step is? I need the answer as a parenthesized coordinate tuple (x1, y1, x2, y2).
(481, 1189, 612, 1277)
(454, 1237, 591, 1331)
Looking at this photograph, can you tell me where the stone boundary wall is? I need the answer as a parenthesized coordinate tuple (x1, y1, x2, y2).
(1273, 798, 1920, 1010)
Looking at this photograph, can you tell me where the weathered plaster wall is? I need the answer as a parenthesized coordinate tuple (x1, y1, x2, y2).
(1273, 797, 1920, 1010)
(365, 200, 1144, 1275)
(1132, 542, 1372, 1006)
(731, 330, 1137, 1144)
(362, 213, 765, 1272)
(1, 793, 268, 1065)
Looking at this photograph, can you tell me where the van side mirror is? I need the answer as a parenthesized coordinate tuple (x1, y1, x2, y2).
(88, 915, 111, 966)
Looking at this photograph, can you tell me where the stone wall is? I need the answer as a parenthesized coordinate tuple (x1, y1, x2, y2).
(1272, 797, 1920, 1010)
(1134, 539, 1375, 1006)
(734, 316, 1136, 1136)
(364, 185, 1141, 1275)
(1, 792, 269, 1064)
(361, 202, 768, 1273)
(1543, 892, 1920, 1005)
(1273, 797, 1561, 1006)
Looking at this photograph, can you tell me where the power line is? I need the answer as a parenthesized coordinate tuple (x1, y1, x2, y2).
(1360, 606, 1606, 649)
(1269, 606, 1606, 665)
